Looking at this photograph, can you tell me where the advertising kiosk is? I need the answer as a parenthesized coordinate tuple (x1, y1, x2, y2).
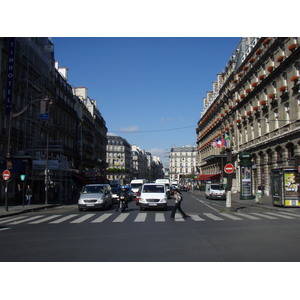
(239, 152, 255, 200)
(271, 167, 300, 207)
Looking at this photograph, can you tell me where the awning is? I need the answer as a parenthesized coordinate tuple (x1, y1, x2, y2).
(195, 173, 221, 181)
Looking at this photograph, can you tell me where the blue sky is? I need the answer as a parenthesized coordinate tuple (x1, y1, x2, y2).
(52, 37, 241, 164)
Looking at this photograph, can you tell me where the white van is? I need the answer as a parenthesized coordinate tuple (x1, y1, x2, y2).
(130, 179, 147, 197)
(205, 183, 226, 200)
(155, 179, 171, 198)
(139, 183, 168, 210)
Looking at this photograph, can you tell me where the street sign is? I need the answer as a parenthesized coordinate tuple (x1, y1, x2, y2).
(2, 170, 11, 181)
(224, 163, 234, 174)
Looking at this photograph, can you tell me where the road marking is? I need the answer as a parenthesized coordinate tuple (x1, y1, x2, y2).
(250, 213, 278, 219)
(264, 212, 295, 219)
(0, 228, 11, 231)
(219, 213, 243, 220)
(70, 214, 95, 223)
(92, 213, 113, 223)
(236, 212, 260, 220)
(134, 213, 147, 222)
(113, 213, 130, 222)
(203, 213, 224, 221)
(155, 213, 165, 222)
(174, 213, 185, 222)
(7, 215, 45, 224)
(29, 215, 62, 224)
(49, 214, 78, 224)
(0, 215, 28, 224)
(190, 214, 205, 221)
(191, 195, 219, 212)
(275, 212, 300, 218)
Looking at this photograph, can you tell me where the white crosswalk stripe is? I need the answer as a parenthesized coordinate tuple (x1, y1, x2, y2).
(2, 211, 299, 226)
(29, 215, 62, 224)
(7, 215, 45, 225)
(219, 213, 243, 220)
(250, 213, 278, 219)
(155, 213, 165, 222)
(203, 213, 224, 221)
(0, 215, 28, 224)
(264, 212, 295, 219)
(174, 213, 185, 222)
(134, 213, 147, 222)
(236, 212, 261, 220)
(274, 211, 300, 218)
(190, 214, 205, 221)
(70, 214, 95, 223)
(49, 214, 78, 224)
(92, 213, 113, 223)
(113, 213, 130, 222)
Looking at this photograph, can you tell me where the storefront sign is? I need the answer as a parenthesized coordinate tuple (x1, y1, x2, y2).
(5, 38, 15, 114)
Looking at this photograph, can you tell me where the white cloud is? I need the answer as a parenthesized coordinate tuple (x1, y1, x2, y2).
(119, 126, 140, 133)
(147, 148, 167, 159)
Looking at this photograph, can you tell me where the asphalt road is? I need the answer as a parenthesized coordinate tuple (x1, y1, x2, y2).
(1, 191, 300, 262)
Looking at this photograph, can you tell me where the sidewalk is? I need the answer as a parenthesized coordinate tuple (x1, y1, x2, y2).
(0, 203, 62, 218)
(191, 190, 300, 213)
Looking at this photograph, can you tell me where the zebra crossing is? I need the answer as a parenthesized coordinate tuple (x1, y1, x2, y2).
(0, 210, 300, 226)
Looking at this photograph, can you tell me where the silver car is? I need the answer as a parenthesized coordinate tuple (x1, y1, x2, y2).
(78, 184, 113, 211)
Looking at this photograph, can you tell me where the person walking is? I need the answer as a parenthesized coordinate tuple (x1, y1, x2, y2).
(171, 189, 188, 219)
(25, 185, 32, 205)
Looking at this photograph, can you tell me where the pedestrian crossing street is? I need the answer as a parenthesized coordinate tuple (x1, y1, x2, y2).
(0, 211, 300, 226)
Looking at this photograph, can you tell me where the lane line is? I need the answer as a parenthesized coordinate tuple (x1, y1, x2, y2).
(113, 213, 130, 223)
(191, 195, 219, 212)
(49, 214, 78, 224)
(70, 214, 95, 223)
(29, 215, 62, 224)
(134, 213, 147, 222)
(274, 212, 300, 218)
(92, 213, 113, 223)
(0, 228, 11, 231)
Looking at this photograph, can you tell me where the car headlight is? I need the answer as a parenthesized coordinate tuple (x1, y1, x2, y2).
(97, 198, 104, 203)
(161, 197, 167, 202)
(139, 198, 145, 202)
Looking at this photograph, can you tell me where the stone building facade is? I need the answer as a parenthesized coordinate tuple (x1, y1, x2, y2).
(196, 37, 300, 197)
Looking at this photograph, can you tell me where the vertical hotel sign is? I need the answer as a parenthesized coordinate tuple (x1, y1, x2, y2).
(6, 37, 16, 114)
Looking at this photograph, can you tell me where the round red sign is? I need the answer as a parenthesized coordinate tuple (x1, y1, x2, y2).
(2, 170, 10, 181)
(224, 163, 234, 174)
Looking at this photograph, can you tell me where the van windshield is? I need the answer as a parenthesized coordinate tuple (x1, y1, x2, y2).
(211, 185, 224, 190)
(142, 185, 165, 193)
(131, 183, 143, 189)
(82, 186, 104, 194)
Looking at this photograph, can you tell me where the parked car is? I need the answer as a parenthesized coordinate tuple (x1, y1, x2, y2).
(139, 183, 167, 211)
(78, 184, 113, 211)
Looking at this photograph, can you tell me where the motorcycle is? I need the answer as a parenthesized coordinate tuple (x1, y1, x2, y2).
(118, 194, 127, 212)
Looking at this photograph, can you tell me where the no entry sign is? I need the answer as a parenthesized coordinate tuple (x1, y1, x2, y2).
(2, 170, 11, 181)
(224, 163, 234, 174)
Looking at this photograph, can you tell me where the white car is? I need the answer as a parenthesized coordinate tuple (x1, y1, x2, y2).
(139, 183, 167, 211)
(78, 184, 113, 211)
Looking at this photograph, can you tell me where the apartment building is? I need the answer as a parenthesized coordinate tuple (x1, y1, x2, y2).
(169, 145, 197, 182)
(196, 37, 300, 199)
(0, 37, 108, 204)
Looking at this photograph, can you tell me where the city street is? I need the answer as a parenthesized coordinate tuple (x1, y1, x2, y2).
(1, 191, 300, 262)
